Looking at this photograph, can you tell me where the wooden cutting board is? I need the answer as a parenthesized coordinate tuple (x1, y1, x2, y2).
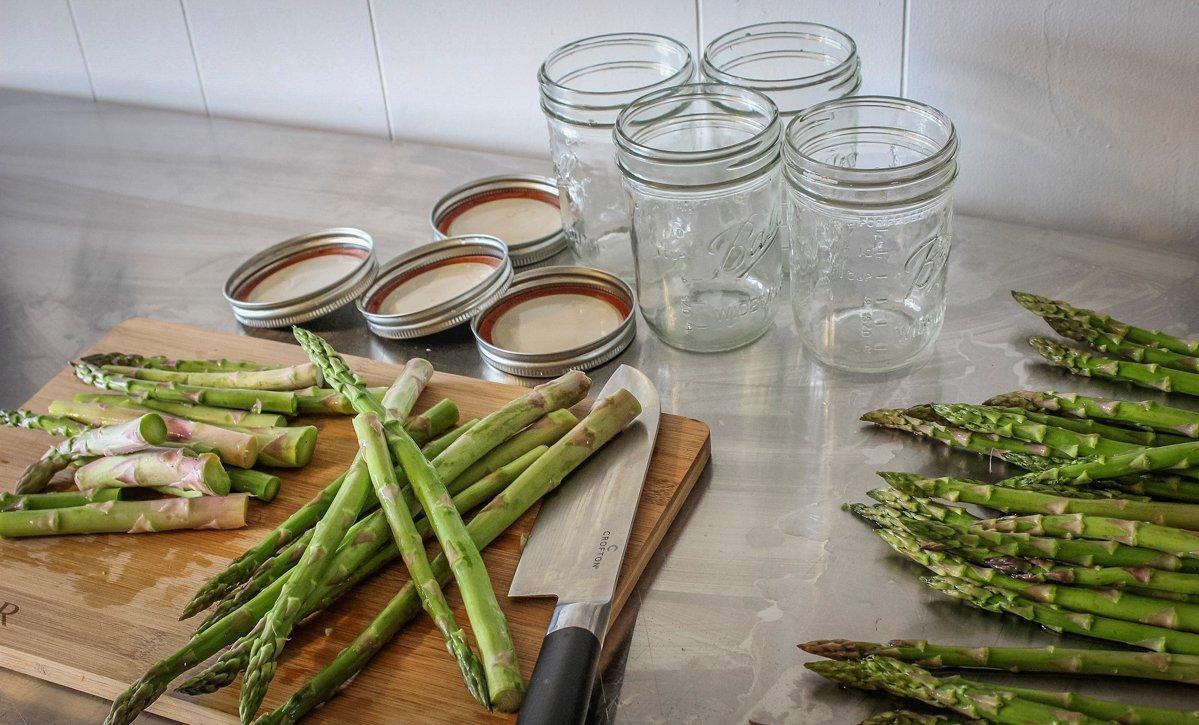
(0, 318, 710, 724)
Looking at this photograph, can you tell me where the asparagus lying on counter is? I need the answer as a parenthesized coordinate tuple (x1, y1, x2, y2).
(94, 361, 322, 391)
(1030, 336, 1199, 397)
(81, 353, 283, 373)
(1013, 290, 1199, 357)
(15, 414, 168, 494)
(72, 393, 288, 428)
(0, 495, 248, 538)
(74, 362, 300, 414)
(986, 389, 1199, 438)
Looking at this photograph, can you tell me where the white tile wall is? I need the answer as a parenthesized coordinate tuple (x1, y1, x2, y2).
(70, 0, 205, 113)
(1, 0, 1197, 253)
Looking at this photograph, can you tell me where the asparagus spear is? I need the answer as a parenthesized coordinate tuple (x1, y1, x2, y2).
(178, 400, 451, 619)
(861, 408, 1061, 460)
(0, 488, 120, 512)
(801, 638, 1199, 684)
(15, 414, 169, 493)
(103, 431, 568, 725)
(990, 389, 1199, 438)
(933, 403, 1141, 458)
(81, 353, 281, 372)
(972, 511, 1199, 557)
(75, 448, 229, 495)
(97, 362, 321, 390)
(381, 358, 433, 421)
(1000, 439, 1199, 487)
(0, 409, 90, 436)
(353, 412, 488, 707)
(860, 710, 971, 725)
(69, 393, 287, 428)
(986, 549, 1199, 596)
(228, 469, 280, 502)
(928, 575, 1199, 655)
(293, 386, 388, 415)
(881, 471, 1199, 530)
(239, 458, 374, 721)
(1030, 335, 1199, 396)
(448, 409, 578, 493)
(1012, 290, 1199, 356)
(866, 488, 979, 530)
(256, 388, 640, 724)
(294, 326, 524, 711)
(980, 677, 1199, 725)
(989, 404, 1190, 446)
(877, 526, 1199, 632)
(74, 363, 299, 414)
(399, 398, 459, 445)
(227, 425, 315, 468)
(1047, 316, 1199, 373)
(805, 656, 1099, 724)
(0, 495, 247, 538)
(422, 419, 479, 458)
(179, 446, 547, 694)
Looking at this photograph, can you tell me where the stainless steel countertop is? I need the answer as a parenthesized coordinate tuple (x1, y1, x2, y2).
(1, 90, 1197, 724)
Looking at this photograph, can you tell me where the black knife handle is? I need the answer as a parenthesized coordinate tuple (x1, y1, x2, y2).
(517, 625, 601, 725)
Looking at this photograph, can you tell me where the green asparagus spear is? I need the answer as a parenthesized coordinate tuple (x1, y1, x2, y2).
(179, 400, 451, 619)
(881, 471, 1199, 530)
(97, 362, 321, 390)
(81, 353, 281, 372)
(861, 408, 1061, 460)
(1000, 439, 1199, 488)
(75, 448, 229, 496)
(227, 425, 316, 468)
(353, 412, 488, 707)
(866, 488, 980, 530)
(15, 414, 168, 493)
(69, 393, 287, 428)
(0, 409, 90, 436)
(239, 458, 373, 721)
(102, 432, 567, 724)
(805, 656, 1100, 724)
(989, 404, 1190, 446)
(74, 363, 299, 414)
(877, 526, 1199, 632)
(422, 419, 479, 458)
(448, 409, 578, 493)
(381, 358, 433, 421)
(859, 710, 972, 725)
(0, 495, 247, 538)
(227, 469, 280, 502)
(1012, 290, 1199, 356)
(294, 326, 524, 711)
(933, 403, 1140, 458)
(256, 388, 640, 724)
(971, 511, 1199, 557)
(801, 638, 1199, 684)
(0, 488, 120, 512)
(400, 398, 459, 445)
(980, 677, 1199, 725)
(1030, 335, 1199, 396)
(928, 575, 1199, 654)
(1046, 316, 1199, 373)
(985, 390, 1199, 439)
(293, 386, 388, 415)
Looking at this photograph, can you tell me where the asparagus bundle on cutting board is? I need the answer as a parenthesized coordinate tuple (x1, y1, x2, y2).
(14, 414, 168, 493)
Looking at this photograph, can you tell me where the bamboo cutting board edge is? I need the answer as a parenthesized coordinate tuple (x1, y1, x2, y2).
(0, 316, 711, 724)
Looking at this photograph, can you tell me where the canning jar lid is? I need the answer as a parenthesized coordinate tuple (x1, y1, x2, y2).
(357, 235, 513, 339)
(430, 174, 566, 266)
(472, 265, 636, 377)
(223, 228, 377, 328)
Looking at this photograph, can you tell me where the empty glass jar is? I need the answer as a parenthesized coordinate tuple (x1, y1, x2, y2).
(701, 21, 860, 118)
(784, 96, 959, 372)
(539, 33, 694, 279)
(615, 82, 783, 352)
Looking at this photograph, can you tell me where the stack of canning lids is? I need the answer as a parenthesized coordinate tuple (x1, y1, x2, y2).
(430, 174, 566, 266)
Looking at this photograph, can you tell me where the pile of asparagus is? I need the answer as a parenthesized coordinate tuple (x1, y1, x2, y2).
(101, 328, 643, 724)
(1015, 291, 1199, 397)
(801, 391, 1199, 723)
(0, 352, 365, 537)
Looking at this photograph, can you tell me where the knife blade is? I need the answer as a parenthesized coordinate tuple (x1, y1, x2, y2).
(510, 365, 660, 724)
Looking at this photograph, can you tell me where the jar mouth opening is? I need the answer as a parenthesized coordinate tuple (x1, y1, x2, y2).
(615, 82, 780, 162)
(784, 96, 958, 180)
(538, 33, 695, 105)
(701, 22, 859, 91)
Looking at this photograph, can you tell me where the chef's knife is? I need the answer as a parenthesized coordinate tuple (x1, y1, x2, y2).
(510, 365, 661, 724)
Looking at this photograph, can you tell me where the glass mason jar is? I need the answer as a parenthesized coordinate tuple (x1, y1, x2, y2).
(784, 96, 959, 373)
(539, 33, 694, 280)
(702, 22, 860, 272)
(615, 82, 783, 352)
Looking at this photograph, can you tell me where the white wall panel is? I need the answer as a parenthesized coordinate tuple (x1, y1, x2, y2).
(70, 0, 205, 113)
(698, 0, 904, 97)
(372, 0, 699, 158)
(183, 0, 389, 136)
(0, 0, 92, 98)
(907, 0, 1199, 254)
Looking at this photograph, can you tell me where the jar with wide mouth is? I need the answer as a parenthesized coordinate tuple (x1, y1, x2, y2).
(784, 95, 959, 373)
(539, 32, 694, 279)
(615, 82, 783, 353)
(701, 21, 860, 118)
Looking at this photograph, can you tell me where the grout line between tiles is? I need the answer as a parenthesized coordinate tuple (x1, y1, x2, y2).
(366, 0, 395, 141)
(179, 0, 211, 115)
(64, 0, 97, 102)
